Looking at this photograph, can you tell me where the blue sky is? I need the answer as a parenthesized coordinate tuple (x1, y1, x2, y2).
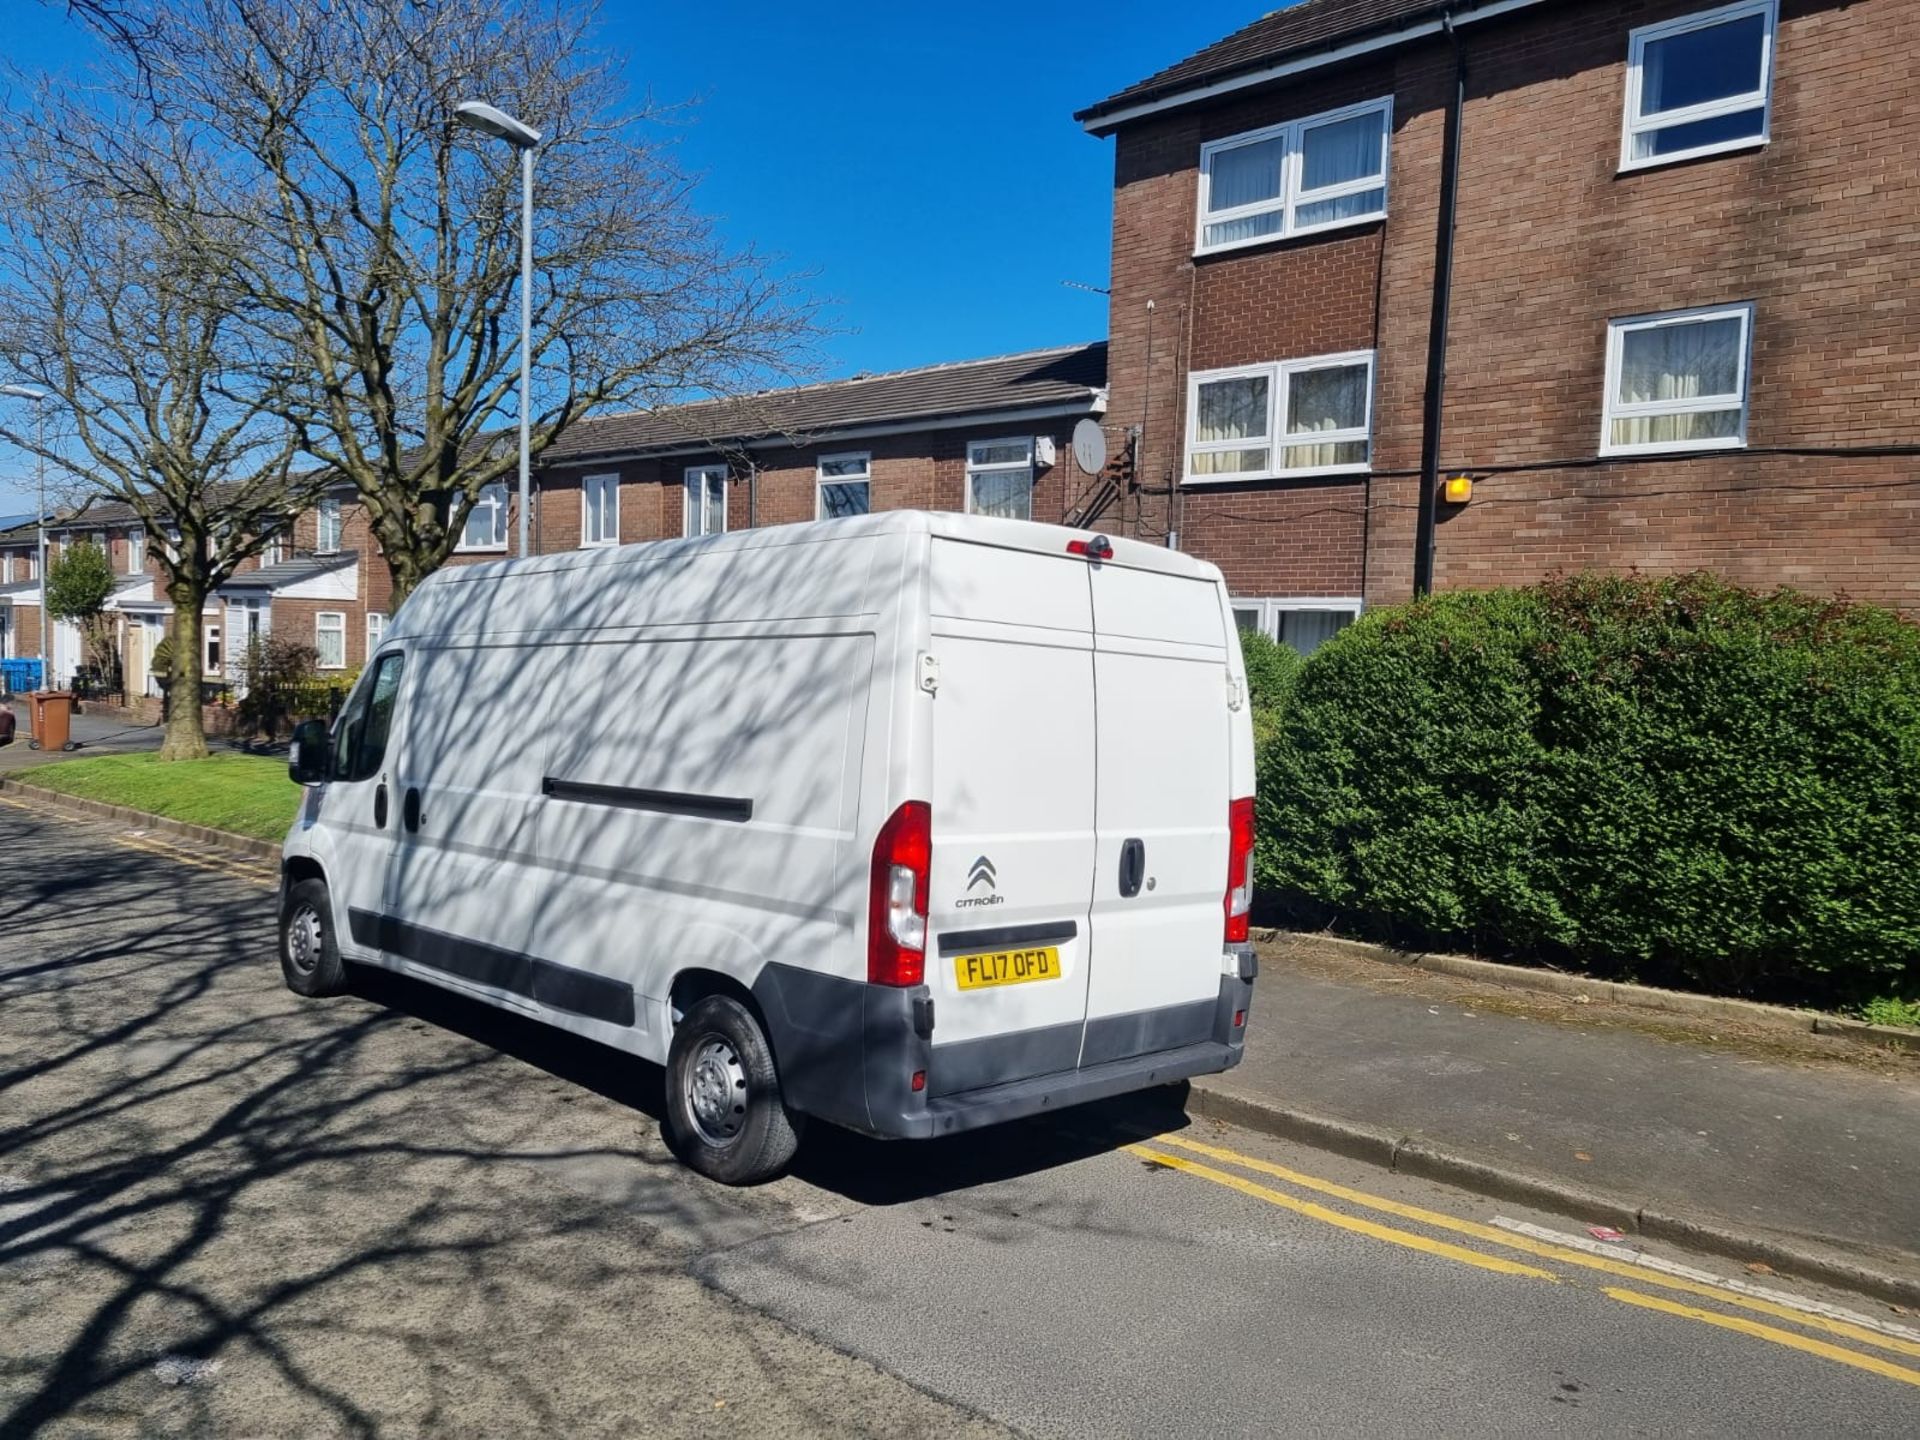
(0, 0, 1264, 513)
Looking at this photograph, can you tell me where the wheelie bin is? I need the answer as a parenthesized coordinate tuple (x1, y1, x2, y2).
(28, 690, 76, 752)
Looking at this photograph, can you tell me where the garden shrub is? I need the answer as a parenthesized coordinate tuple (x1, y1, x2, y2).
(1255, 572, 1920, 1007)
(1238, 627, 1303, 749)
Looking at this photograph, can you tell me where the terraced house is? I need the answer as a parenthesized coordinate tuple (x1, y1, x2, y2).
(0, 345, 1111, 697)
(1077, 0, 1920, 648)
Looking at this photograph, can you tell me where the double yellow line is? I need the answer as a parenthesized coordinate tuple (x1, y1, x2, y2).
(108, 828, 276, 887)
(1127, 1131, 1920, 1390)
(0, 792, 275, 888)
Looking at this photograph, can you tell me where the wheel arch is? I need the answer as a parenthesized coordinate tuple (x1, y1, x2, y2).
(669, 966, 764, 1032)
(282, 854, 327, 892)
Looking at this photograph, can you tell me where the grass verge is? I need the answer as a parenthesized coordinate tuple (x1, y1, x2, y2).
(25, 750, 299, 842)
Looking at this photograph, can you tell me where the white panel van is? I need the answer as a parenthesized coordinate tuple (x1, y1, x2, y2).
(280, 512, 1259, 1183)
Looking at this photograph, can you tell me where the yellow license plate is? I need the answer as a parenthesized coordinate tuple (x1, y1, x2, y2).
(954, 946, 1062, 990)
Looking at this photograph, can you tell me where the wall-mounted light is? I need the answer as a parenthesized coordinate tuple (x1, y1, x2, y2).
(1443, 473, 1474, 505)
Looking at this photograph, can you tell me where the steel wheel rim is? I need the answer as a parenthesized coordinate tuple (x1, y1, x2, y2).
(684, 1035, 748, 1146)
(285, 903, 325, 975)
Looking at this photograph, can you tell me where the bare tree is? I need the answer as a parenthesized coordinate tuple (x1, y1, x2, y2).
(0, 92, 315, 759)
(63, 0, 817, 604)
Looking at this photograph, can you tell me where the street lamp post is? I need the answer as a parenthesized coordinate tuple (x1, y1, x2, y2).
(0, 385, 49, 685)
(454, 100, 542, 560)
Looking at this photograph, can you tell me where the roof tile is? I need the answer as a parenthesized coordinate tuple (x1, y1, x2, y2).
(544, 342, 1106, 463)
(1079, 0, 1477, 126)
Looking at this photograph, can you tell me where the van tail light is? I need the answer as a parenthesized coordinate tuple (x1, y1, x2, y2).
(869, 800, 931, 986)
(1225, 796, 1255, 944)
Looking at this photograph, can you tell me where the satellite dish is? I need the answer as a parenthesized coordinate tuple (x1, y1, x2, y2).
(1072, 418, 1107, 477)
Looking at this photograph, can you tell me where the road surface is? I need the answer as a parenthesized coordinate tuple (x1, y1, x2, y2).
(2, 796, 1914, 1436)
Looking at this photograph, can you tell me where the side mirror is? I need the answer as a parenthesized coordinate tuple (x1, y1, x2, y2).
(288, 718, 332, 786)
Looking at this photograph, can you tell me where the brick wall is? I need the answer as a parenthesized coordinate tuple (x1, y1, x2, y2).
(534, 420, 1094, 553)
(1101, 0, 1920, 612)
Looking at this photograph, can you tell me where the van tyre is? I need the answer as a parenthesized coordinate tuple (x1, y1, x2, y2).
(665, 995, 803, 1185)
(280, 878, 349, 997)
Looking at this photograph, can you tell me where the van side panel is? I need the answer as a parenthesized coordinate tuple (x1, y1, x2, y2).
(536, 627, 874, 1060)
(378, 639, 562, 1012)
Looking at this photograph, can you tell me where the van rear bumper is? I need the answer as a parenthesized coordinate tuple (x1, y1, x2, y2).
(751, 961, 1252, 1142)
(915, 1038, 1239, 1139)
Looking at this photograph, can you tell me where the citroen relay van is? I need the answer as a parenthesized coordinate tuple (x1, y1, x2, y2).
(279, 512, 1258, 1183)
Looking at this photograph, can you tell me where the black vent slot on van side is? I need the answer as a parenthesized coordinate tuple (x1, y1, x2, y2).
(541, 776, 754, 823)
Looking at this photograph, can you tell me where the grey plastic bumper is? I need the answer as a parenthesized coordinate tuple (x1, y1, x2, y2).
(753, 961, 1254, 1142)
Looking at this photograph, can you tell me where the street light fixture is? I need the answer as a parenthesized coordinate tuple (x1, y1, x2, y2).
(0, 384, 49, 686)
(455, 100, 542, 560)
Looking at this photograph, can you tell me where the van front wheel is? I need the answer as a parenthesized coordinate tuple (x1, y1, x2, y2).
(665, 995, 803, 1185)
(280, 877, 348, 998)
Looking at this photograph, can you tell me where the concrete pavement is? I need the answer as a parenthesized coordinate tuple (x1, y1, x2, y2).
(4, 796, 1918, 1436)
(1206, 936, 1920, 1283)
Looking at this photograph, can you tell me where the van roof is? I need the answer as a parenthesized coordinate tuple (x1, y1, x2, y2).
(422, 511, 1225, 596)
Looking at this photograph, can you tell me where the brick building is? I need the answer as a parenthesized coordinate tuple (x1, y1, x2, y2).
(533, 344, 1110, 553)
(1077, 0, 1920, 647)
(0, 344, 1108, 695)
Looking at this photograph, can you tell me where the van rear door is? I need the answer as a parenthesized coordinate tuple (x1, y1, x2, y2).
(1083, 561, 1231, 1064)
(923, 539, 1096, 1097)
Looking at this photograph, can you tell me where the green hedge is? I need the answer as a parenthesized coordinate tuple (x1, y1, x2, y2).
(1254, 573, 1920, 1006)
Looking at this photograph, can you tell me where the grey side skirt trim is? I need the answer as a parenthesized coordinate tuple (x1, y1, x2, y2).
(348, 908, 636, 1026)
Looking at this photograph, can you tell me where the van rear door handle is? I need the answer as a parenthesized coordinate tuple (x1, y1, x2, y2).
(1119, 838, 1145, 898)
(403, 787, 423, 833)
(373, 783, 388, 829)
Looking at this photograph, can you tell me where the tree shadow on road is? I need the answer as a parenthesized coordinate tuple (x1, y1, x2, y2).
(1, 799, 1169, 1437)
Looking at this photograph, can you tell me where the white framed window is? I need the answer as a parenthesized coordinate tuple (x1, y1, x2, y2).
(367, 611, 386, 658)
(457, 483, 509, 551)
(260, 532, 284, 567)
(204, 623, 222, 677)
(316, 496, 343, 554)
(1186, 351, 1374, 483)
(965, 438, 1036, 520)
(684, 464, 727, 538)
(1232, 597, 1362, 656)
(1601, 303, 1752, 455)
(817, 452, 872, 519)
(1622, 0, 1775, 171)
(126, 529, 145, 573)
(314, 611, 346, 670)
(1197, 97, 1390, 255)
(582, 472, 620, 547)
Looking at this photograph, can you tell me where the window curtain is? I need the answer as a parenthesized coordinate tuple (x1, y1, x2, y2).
(1282, 365, 1368, 469)
(1295, 112, 1385, 227)
(1205, 137, 1285, 246)
(970, 468, 1032, 520)
(1278, 608, 1353, 655)
(1612, 319, 1741, 446)
(1193, 375, 1271, 475)
(462, 487, 503, 548)
(688, 471, 726, 535)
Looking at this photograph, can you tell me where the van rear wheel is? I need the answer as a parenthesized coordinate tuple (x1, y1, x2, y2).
(665, 995, 803, 1185)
